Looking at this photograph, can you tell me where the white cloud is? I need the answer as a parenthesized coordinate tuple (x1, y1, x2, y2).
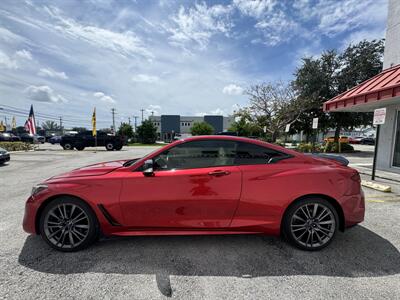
(145, 104, 162, 115)
(233, 0, 276, 18)
(15, 49, 32, 60)
(255, 11, 299, 46)
(0, 50, 18, 69)
(167, 3, 233, 50)
(93, 92, 116, 104)
(0, 27, 27, 44)
(43, 6, 152, 58)
(24, 85, 68, 103)
(132, 74, 159, 83)
(222, 84, 244, 95)
(38, 67, 68, 79)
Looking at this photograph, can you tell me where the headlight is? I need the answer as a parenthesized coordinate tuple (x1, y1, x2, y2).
(31, 184, 48, 196)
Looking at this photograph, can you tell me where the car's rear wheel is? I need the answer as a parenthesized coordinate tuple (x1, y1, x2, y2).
(283, 198, 338, 251)
(105, 142, 115, 151)
(62, 143, 73, 150)
(39, 197, 98, 252)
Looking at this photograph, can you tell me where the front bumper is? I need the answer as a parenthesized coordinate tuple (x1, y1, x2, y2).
(0, 154, 10, 164)
(22, 195, 40, 234)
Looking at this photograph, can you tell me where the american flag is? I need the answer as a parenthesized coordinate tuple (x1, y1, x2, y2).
(24, 105, 36, 135)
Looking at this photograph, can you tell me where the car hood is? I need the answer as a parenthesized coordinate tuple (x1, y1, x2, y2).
(49, 160, 129, 179)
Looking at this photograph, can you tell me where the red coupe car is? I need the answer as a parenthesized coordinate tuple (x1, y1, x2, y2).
(23, 136, 365, 252)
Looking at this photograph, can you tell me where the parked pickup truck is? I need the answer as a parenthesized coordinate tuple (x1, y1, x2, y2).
(60, 131, 124, 151)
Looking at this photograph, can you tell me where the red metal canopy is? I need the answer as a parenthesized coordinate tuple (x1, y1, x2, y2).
(324, 64, 400, 112)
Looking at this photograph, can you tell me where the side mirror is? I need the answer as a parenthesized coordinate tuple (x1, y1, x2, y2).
(142, 159, 154, 176)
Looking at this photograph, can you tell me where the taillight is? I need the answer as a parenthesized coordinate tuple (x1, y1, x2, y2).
(345, 172, 361, 195)
(351, 172, 361, 183)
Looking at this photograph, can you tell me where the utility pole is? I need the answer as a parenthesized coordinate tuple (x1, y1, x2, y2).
(111, 108, 116, 134)
(140, 109, 145, 124)
(59, 116, 63, 135)
(133, 116, 138, 132)
(128, 117, 131, 126)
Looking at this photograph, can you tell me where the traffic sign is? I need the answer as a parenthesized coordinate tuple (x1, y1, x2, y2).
(312, 118, 318, 129)
(373, 108, 386, 125)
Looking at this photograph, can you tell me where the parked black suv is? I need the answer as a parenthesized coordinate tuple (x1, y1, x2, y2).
(60, 131, 124, 151)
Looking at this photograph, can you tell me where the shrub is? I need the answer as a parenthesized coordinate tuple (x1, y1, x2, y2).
(190, 122, 214, 136)
(296, 143, 324, 153)
(0, 142, 33, 152)
(324, 142, 354, 153)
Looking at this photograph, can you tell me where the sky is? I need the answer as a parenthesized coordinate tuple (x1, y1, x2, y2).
(0, 0, 388, 129)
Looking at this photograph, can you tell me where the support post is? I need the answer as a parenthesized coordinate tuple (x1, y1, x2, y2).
(371, 125, 380, 181)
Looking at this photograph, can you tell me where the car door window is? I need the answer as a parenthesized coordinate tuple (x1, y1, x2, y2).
(153, 140, 237, 170)
(234, 142, 288, 165)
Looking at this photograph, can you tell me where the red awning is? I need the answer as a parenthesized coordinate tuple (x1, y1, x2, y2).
(324, 64, 400, 112)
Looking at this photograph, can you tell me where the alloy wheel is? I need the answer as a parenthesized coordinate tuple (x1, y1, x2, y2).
(43, 203, 90, 249)
(290, 203, 336, 249)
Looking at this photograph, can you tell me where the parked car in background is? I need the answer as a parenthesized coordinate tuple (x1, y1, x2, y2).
(324, 136, 349, 143)
(348, 136, 364, 144)
(60, 131, 124, 151)
(23, 136, 364, 252)
(49, 136, 62, 144)
(217, 131, 239, 136)
(19, 133, 45, 143)
(0, 132, 21, 142)
(0, 147, 10, 165)
(360, 137, 375, 145)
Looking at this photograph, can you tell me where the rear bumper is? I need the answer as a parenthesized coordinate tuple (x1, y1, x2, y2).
(342, 190, 365, 227)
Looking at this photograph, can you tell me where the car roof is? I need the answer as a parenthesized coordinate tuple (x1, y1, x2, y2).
(176, 135, 301, 157)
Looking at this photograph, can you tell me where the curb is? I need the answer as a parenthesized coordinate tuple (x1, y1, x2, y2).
(361, 180, 391, 192)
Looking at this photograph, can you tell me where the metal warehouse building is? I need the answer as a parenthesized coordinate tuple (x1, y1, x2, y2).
(324, 0, 400, 173)
(149, 115, 234, 141)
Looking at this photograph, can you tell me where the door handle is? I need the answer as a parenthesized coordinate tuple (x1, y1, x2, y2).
(208, 170, 231, 176)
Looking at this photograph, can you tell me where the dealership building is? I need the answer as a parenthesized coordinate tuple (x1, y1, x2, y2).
(149, 115, 234, 141)
(324, 0, 400, 173)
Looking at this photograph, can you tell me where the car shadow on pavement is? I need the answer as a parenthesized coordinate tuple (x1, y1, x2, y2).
(19, 225, 399, 278)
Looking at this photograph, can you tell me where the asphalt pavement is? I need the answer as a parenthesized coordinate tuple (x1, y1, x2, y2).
(0, 144, 399, 299)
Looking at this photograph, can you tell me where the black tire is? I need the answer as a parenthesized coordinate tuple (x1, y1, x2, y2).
(75, 145, 85, 151)
(282, 198, 339, 251)
(105, 142, 115, 151)
(62, 143, 73, 150)
(39, 197, 99, 252)
(114, 144, 123, 151)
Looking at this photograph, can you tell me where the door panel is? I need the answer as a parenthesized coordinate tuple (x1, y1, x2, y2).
(120, 166, 242, 228)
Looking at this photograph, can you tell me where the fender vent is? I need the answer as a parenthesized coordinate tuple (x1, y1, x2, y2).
(97, 204, 122, 226)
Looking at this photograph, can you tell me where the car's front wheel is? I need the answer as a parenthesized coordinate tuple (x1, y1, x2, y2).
(39, 197, 98, 252)
(283, 198, 339, 251)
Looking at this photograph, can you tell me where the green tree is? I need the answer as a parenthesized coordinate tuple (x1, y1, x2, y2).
(42, 120, 60, 131)
(137, 119, 157, 144)
(71, 127, 87, 132)
(238, 81, 302, 141)
(293, 39, 384, 141)
(190, 121, 214, 135)
(229, 109, 262, 137)
(117, 122, 134, 138)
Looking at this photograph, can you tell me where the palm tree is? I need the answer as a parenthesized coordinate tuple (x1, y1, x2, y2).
(42, 120, 60, 132)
